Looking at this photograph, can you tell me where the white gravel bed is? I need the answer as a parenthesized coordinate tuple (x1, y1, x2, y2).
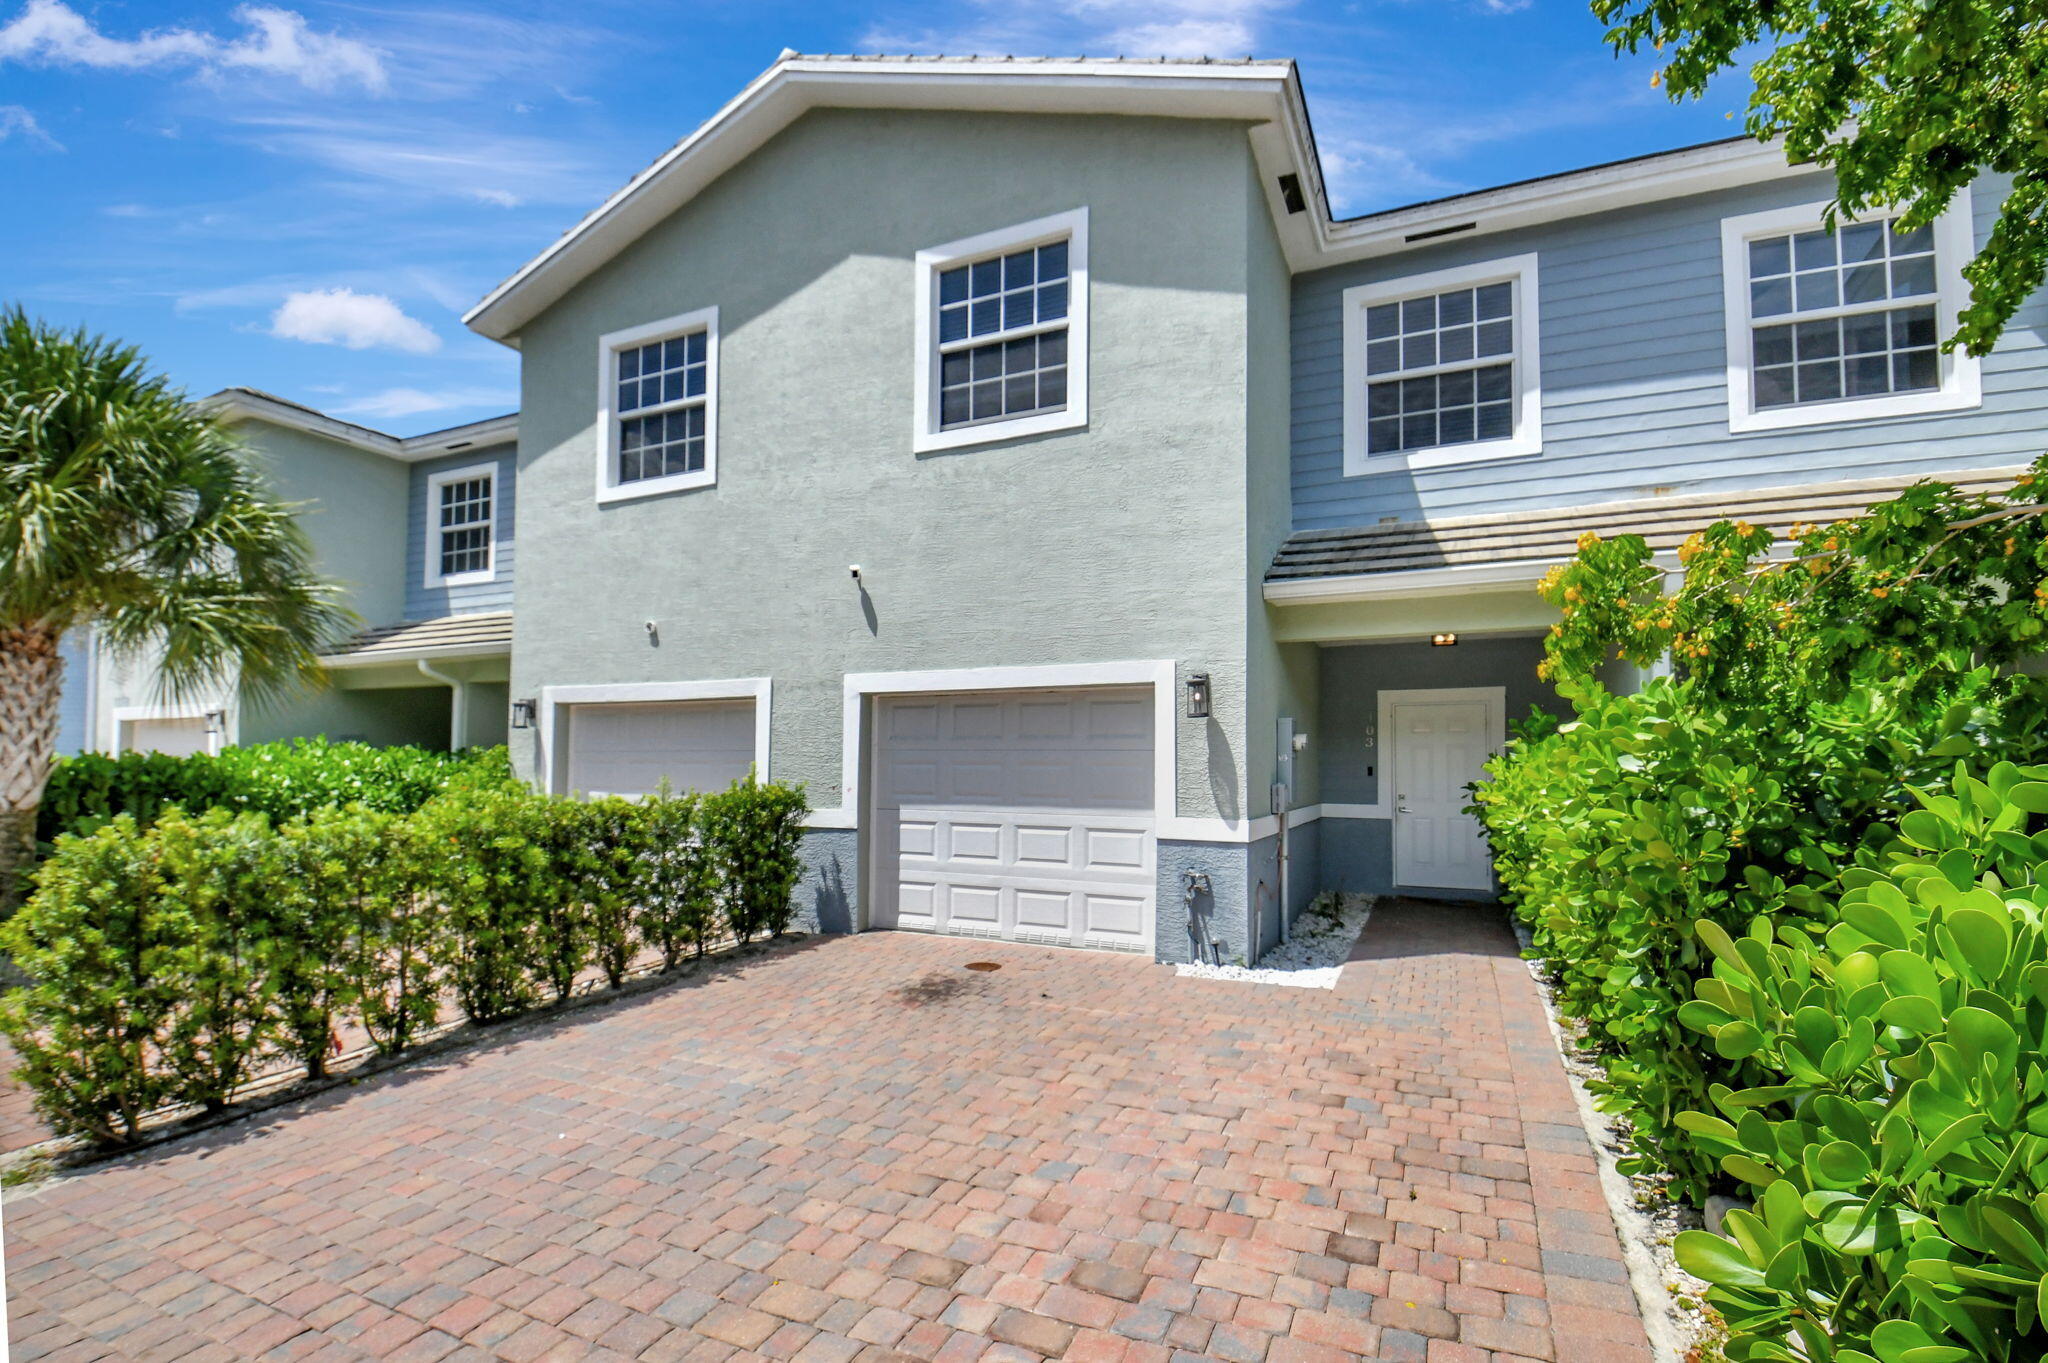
(1175, 894, 1375, 988)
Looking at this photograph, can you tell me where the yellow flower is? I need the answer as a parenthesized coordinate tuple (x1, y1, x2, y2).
(1872, 586, 1889, 598)
(1577, 530, 1600, 551)
(1735, 520, 1756, 538)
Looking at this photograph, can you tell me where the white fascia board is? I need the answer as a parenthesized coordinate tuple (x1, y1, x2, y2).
(206, 390, 517, 464)
(463, 59, 1303, 342)
(320, 640, 512, 668)
(1313, 138, 1808, 269)
(1263, 558, 1559, 604)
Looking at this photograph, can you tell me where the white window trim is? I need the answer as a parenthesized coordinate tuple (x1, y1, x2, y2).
(1341, 252, 1543, 477)
(1721, 191, 1981, 433)
(536, 677, 771, 797)
(422, 462, 498, 589)
(912, 207, 1089, 454)
(595, 305, 719, 504)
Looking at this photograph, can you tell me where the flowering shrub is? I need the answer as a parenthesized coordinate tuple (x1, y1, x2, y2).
(1478, 461, 2048, 1200)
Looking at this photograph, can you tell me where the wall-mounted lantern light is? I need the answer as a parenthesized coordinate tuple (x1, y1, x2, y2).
(1185, 672, 1211, 719)
(203, 709, 226, 736)
(1431, 632, 1459, 647)
(510, 698, 537, 730)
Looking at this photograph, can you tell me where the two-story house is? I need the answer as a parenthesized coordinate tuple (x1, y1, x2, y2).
(60, 389, 518, 758)
(70, 53, 2044, 967)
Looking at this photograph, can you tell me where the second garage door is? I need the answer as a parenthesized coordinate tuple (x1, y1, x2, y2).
(562, 699, 756, 797)
(870, 686, 1155, 953)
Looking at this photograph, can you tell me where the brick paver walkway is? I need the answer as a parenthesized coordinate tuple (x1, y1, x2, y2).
(4, 901, 1649, 1363)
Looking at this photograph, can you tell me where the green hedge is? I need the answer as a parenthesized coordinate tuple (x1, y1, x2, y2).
(1477, 668, 2048, 1201)
(0, 777, 808, 1147)
(35, 739, 517, 848)
(1672, 765, 2048, 1363)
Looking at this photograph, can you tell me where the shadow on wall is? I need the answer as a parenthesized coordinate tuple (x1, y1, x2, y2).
(803, 831, 856, 934)
(1205, 716, 1239, 824)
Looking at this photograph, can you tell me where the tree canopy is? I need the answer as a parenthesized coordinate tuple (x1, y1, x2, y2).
(1595, 0, 2048, 354)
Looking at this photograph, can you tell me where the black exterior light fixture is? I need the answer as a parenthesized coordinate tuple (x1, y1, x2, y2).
(1185, 672, 1211, 719)
(511, 698, 537, 730)
(1431, 632, 1459, 647)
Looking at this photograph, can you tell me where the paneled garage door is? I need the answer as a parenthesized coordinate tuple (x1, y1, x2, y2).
(119, 716, 210, 758)
(870, 686, 1155, 953)
(562, 699, 755, 798)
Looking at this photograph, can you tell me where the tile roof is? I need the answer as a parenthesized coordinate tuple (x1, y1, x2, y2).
(1267, 466, 2028, 583)
(324, 612, 513, 662)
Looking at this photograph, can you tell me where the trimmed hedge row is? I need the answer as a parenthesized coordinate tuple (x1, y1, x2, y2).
(35, 739, 517, 849)
(0, 778, 808, 1147)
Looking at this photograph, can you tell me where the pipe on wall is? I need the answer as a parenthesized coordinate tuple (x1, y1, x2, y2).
(416, 659, 469, 750)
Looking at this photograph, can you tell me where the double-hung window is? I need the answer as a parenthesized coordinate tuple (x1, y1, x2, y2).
(914, 208, 1088, 453)
(596, 305, 718, 502)
(424, 463, 495, 588)
(1341, 253, 1542, 475)
(1721, 194, 1979, 431)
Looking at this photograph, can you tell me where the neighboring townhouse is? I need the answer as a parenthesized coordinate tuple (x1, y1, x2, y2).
(59, 390, 519, 758)
(68, 53, 2046, 967)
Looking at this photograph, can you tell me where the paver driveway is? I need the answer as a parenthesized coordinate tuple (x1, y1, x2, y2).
(4, 900, 1650, 1363)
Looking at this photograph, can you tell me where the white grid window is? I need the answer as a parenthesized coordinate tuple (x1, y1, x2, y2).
(596, 306, 718, 504)
(914, 208, 1089, 454)
(1721, 195, 1979, 432)
(423, 463, 496, 588)
(1341, 253, 1542, 475)
(616, 331, 708, 483)
(937, 241, 1070, 429)
(1364, 281, 1515, 454)
(1746, 218, 1939, 409)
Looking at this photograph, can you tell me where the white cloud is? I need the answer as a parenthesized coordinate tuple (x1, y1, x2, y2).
(334, 385, 516, 420)
(0, 103, 59, 149)
(0, 1, 386, 92)
(229, 113, 610, 206)
(862, 0, 1287, 58)
(269, 288, 440, 353)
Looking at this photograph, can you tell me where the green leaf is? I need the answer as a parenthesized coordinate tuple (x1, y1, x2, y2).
(1674, 1230, 1767, 1289)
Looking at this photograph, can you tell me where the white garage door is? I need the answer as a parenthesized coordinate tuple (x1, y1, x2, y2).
(563, 699, 755, 797)
(871, 686, 1155, 953)
(120, 716, 210, 758)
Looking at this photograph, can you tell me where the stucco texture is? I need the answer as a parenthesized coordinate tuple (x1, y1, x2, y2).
(509, 108, 1274, 838)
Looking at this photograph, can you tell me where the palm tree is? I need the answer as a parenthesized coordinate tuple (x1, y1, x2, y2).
(0, 308, 350, 910)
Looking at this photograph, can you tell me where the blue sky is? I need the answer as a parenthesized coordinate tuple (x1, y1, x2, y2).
(0, 0, 1755, 436)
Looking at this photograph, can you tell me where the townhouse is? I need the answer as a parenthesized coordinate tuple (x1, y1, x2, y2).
(69, 54, 2048, 965)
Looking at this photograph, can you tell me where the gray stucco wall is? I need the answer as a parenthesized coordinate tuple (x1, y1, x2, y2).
(1292, 170, 2048, 529)
(407, 444, 518, 621)
(510, 109, 1264, 820)
(1157, 839, 1252, 966)
(233, 420, 412, 630)
(509, 107, 1271, 942)
(796, 829, 857, 936)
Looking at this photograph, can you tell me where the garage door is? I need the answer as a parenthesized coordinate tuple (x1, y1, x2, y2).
(120, 716, 210, 757)
(563, 699, 755, 797)
(871, 686, 1155, 952)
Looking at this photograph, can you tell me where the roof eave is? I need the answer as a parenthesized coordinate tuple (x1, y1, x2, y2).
(462, 57, 1310, 342)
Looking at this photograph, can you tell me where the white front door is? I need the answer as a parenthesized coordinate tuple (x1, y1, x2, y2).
(871, 686, 1155, 953)
(1390, 695, 1498, 892)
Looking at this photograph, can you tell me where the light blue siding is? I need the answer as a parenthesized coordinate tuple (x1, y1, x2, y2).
(405, 444, 516, 620)
(1292, 170, 2048, 530)
(54, 630, 91, 756)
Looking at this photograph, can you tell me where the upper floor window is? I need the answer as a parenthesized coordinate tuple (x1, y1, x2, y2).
(1721, 194, 1980, 432)
(425, 463, 496, 588)
(913, 208, 1088, 454)
(596, 306, 718, 503)
(1341, 253, 1542, 476)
